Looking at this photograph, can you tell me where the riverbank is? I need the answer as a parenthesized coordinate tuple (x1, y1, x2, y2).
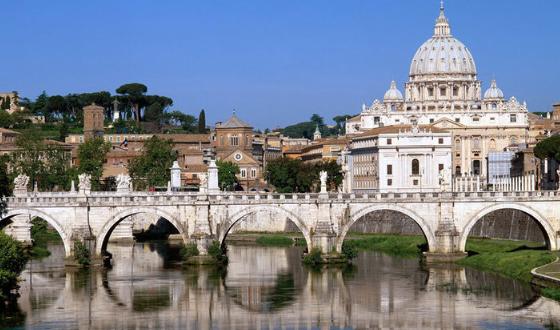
(30, 218, 62, 258)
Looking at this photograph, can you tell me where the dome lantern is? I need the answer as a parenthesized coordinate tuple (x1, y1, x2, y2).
(384, 80, 404, 102)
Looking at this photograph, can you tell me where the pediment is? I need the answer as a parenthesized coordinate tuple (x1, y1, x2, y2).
(222, 149, 259, 165)
(432, 117, 466, 129)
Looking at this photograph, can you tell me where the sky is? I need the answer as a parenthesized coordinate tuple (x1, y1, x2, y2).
(3, 0, 559, 129)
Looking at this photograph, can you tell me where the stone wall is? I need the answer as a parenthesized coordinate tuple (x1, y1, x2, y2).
(469, 209, 545, 243)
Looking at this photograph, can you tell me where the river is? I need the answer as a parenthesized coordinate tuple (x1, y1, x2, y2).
(3, 241, 560, 329)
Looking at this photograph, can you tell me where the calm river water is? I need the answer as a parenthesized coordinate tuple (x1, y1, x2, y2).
(3, 242, 560, 329)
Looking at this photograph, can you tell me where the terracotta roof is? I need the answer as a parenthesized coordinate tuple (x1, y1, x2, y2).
(184, 164, 208, 172)
(216, 113, 252, 129)
(155, 134, 210, 143)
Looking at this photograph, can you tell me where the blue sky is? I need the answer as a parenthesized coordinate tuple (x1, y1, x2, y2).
(3, 1, 559, 129)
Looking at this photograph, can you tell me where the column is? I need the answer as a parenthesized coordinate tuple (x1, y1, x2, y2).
(476, 176, 480, 192)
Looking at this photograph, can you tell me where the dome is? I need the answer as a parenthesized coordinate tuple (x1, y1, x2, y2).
(484, 79, 504, 99)
(409, 5, 477, 78)
(383, 81, 403, 101)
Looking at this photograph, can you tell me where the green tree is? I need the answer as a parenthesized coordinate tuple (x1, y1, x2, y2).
(332, 114, 353, 135)
(0, 155, 10, 198)
(217, 160, 239, 191)
(59, 121, 69, 141)
(0, 110, 13, 128)
(198, 109, 207, 133)
(265, 157, 302, 193)
(128, 136, 176, 190)
(10, 130, 44, 189)
(163, 111, 197, 133)
(535, 135, 560, 162)
(0, 232, 28, 302)
(77, 137, 111, 190)
(116, 83, 148, 124)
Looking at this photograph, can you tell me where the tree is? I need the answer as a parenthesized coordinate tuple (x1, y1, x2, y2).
(535, 135, 560, 162)
(116, 83, 148, 124)
(198, 109, 207, 133)
(265, 157, 342, 193)
(0, 232, 28, 302)
(265, 157, 301, 193)
(333, 114, 353, 135)
(128, 136, 176, 190)
(11, 130, 44, 189)
(316, 160, 343, 191)
(59, 121, 69, 141)
(216, 160, 239, 191)
(310, 114, 324, 127)
(163, 111, 197, 133)
(0, 110, 13, 128)
(77, 137, 111, 190)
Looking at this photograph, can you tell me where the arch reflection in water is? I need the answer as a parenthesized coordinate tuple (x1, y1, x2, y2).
(9, 242, 560, 329)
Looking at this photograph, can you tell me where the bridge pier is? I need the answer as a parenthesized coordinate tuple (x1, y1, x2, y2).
(6, 215, 33, 247)
(424, 202, 467, 262)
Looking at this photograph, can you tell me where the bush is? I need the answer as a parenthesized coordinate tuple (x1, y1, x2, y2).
(303, 248, 323, 266)
(181, 244, 199, 260)
(0, 232, 28, 301)
(341, 242, 358, 260)
(73, 241, 91, 267)
(207, 241, 228, 264)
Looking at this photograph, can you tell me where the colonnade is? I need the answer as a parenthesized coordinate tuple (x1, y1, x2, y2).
(493, 174, 536, 192)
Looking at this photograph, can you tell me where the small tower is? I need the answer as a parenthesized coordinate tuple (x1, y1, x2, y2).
(83, 103, 105, 141)
(313, 125, 322, 140)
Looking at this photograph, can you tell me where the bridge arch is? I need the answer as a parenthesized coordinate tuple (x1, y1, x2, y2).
(96, 207, 188, 256)
(336, 204, 437, 252)
(1, 208, 72, 257)
(459, 203, 557, 252)
(219, 205, 312, 252)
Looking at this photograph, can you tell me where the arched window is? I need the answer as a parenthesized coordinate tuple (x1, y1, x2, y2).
(411, 159, 420, 175)
(455, 166, 461, 175)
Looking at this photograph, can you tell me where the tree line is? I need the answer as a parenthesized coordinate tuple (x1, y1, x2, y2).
(279, 114, 353, 139)
(264, 157, 343, 193)
(0, 83, 209, 137)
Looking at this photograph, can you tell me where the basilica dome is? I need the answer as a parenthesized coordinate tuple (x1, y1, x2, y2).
(409, 6, 477, 78)
(383, 81, 403, 101)
(483, 80, 504, 99)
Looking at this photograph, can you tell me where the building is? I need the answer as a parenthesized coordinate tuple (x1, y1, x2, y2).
(348, 125, 452, 192)
(300, 137, 349, 164)
(345, 4, 529, 178)
(83, 103, 105, 141)
(212, 113, 263, 190)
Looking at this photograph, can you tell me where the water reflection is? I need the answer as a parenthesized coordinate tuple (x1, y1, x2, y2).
(6, 242, 560, 329)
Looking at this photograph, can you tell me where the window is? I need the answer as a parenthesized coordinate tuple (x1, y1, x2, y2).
(230, 135, 239, 146)
(440, 87, 447, 96)
(453, 87, 459, 97)
(473, 117, 479, 122)
(387, 164, 393, 175)
(472, 160, 481, 175)
(428, 87, 434, 97)
(438, 138, 444, 144)
(455, 118, 460, 123)
(429, 118, 434, 123)
(413, 179, 419, 186)
(455, 166, 461, 175)
(510, 114, 517, 123)
(438, 164, 444, 171)
(387, 138, 392, 145)
(251, 168, 256, 178)
(240, 169, 246, 178)
(411, 159, 420, 175)
(374, 117, 380, 124)
(387, 179, 392, 186)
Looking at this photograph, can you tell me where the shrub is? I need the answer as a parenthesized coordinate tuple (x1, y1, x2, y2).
(181, 244, 199, 260)
(73, 241, 91, 267)
(207, 241, 228, 264)
(0, 232, 28, 301)
(341, 242, 358, 260)
(303, 248, 323, 266)
(255, 235, 293, 246)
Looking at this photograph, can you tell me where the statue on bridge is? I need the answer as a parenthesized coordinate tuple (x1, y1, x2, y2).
(13, 174, 30, 197)
(116, 174, 132, 193)
(199, 173, 208, 194)
(320, 170, 328, 194)
(78, 174, 92, 194)
(439, 167, 451, 192)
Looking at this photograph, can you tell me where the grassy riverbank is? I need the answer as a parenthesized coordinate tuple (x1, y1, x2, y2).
(343, 233, 427, 258)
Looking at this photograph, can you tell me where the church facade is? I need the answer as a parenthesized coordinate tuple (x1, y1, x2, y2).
(346, 4, 529, 178)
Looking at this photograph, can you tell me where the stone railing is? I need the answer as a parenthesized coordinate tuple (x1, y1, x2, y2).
(4, 190, 560, 207)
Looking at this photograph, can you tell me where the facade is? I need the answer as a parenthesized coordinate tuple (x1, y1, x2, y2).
(83, 103, 105, 140)
(349, 125, 452, 192)
(300, 137, 348, 163)
(346, 4, 529, 178)
(212, 113, 262, 190)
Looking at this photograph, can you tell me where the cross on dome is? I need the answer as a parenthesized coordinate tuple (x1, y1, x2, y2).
(434, 0, 451, 37)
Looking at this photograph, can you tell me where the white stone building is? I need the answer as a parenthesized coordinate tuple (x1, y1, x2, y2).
(348, 125, 452, 192)
(346, 4, 529, 177)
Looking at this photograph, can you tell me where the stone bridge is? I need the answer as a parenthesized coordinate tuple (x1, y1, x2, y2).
(2, 190, 560, 264)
